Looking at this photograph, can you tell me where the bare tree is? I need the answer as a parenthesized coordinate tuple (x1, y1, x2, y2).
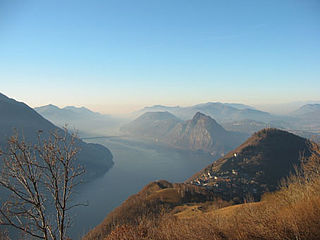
(0, 129, 85, 240)
(0, 230, 9, 240)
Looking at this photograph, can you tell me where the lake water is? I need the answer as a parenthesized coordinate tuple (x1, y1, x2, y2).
(70, 137, 214, 239)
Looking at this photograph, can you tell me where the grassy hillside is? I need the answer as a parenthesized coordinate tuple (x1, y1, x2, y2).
(83, 180, 226, 240)
(100, 143, 320, 240)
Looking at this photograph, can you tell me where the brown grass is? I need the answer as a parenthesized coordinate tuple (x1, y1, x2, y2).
(103, 143, 320, 240)
(83, 181, 220, 240)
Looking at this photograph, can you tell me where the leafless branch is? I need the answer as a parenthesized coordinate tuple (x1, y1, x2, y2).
(0, 128, 86, 240)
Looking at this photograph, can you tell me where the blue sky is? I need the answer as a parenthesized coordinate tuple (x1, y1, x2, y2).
(0, 0, 319, 113)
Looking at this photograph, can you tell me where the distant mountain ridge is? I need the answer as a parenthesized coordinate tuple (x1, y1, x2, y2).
(35, 104, 106, 118)
(133, 102, 320, 139)
(292, 104, 320, 116)
(134, 102, 272, 123)
(122, 111, 248, 157)
(35, 104, 123, 136)
(0, 93, 114, 180)
(290, 104, 320, 132)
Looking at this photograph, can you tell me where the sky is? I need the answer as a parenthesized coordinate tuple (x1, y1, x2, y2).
(0, 0, 319, 114)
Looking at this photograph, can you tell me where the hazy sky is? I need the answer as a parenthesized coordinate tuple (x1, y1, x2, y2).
(1, 0, 319, 114)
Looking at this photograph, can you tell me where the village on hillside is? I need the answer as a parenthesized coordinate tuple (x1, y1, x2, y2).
(189, 153, 269, 201)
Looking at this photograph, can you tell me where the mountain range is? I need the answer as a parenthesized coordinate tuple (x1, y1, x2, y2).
(35, 104, 125, 137)
(133, 102, 273, 123)
(0, 93, 114, 180)
(121, 112, 248, 157)
(35, 101, 320, 139)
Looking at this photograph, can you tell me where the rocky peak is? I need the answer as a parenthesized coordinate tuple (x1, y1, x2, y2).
(190, 112, 226, 133)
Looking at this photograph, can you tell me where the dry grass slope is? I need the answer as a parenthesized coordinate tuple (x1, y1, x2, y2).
(84, 181, 218, 240)
(103, 143, 320, 240)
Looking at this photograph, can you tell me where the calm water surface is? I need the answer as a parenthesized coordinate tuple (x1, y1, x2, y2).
(71, 137, 214, 239)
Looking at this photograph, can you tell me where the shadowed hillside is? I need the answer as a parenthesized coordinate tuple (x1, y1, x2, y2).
(0, 93, 114, 180)
(188, 128, 312, 201)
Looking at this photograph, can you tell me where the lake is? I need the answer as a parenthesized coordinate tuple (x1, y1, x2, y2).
(70, 137, 215, 239)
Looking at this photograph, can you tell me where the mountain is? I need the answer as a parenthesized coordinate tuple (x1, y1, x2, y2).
(0, 93, 113, 179)
(223, 103, 256, 110)
(222, 119, 271, 134)
(167, 112, 247, 156)
(122, 112, 248, 157)
(85, 128, 315, 239)
(35, 104, 104, 120)
(188, 128, 312, 201)
(292, 104, 320, 124)
(35, 104, 124, 136)
(186, 103, 272, 122)
(120, 111, 182, 138)
(138, 105, 181, 113)
(221, 119, 290, 134)
(292, 104, 320, 116)
(134, 102, 273, 123)
(221, 119, 320, 142)
(290, 104, 320, 132)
